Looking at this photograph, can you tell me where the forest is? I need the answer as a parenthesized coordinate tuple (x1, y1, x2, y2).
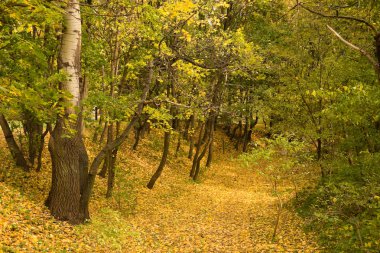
(1, 0, 380, 252)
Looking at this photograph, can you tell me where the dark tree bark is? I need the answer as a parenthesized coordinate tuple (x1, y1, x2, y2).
(132, 118, 148, 150)
(23, 115, 43, 166)
(36, 125, 50, 172)
(106, 122, 120, 198)
(187, 115, 195, 159)
(147, 61, 177, 189)
(193, 129, 212, 181)
(98, 156, 108, 178)
(175, 130, 182, 157)
(190, 123, 205, 177)
(92, 109, 104, 142)
(234, 120, 243, 151)
(46, 121, 89, 224)
(99, 123, 114, 178)
(0, 114, 30, 171)
(106, 147, 118, 198)
(183, 116, 192, 140)
(206, 116, 215, 167)
(242, 115, 250, 153)
(230, 120, 242, 140)
(98, 121, 108, 144)
(147, 131, 171, 189)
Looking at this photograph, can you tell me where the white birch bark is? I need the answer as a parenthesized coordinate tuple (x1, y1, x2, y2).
(59, 0, 81, 113)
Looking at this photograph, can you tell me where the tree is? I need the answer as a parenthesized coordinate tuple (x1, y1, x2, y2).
(45, 0, 90, 224)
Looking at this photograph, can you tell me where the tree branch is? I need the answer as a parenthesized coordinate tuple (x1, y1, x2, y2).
(298, 3, 377, 34)
(327, 25, 380, 75)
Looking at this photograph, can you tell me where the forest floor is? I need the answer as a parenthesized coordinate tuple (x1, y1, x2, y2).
(0, 129, 321, 252)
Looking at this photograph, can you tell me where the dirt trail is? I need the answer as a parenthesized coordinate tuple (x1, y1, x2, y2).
(123, 146, 320, 252)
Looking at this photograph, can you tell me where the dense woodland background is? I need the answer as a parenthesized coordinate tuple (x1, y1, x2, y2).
(1, 0, 380, 252)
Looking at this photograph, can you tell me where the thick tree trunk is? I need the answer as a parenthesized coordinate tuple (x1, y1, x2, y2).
(0, 114, 30, 171)
(46, 0, 88, 224)
(47, 123, 89, 224)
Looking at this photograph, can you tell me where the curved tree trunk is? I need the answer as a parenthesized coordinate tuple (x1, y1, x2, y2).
(147, 131, 171, 189)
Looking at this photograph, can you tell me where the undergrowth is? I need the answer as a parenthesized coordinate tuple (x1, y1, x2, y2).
(296, 153, 380, 252)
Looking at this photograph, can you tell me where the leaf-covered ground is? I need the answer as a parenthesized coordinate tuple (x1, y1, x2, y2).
(0, 131, 320, 252)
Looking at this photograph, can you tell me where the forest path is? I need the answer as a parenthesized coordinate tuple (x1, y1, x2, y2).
(0, 132, 320, 252)
(122, 137, 320, 252)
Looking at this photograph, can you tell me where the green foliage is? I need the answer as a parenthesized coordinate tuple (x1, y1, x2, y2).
(144, 105, 173, 132)
(297, 154, 380, 252)
(239, 135, 313, 191)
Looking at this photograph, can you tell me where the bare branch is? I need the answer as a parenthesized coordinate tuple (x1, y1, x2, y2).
(299, 3, 377, 34)
(327, 25, 380, 75)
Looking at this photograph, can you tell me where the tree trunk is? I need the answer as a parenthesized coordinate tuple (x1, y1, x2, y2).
(187, 115, 195, 159)
(106, 147, 118, 198)
(147, 131, 171, 189)
(0, 114, 30, 171)
(23, 115, 43, 166)
(99, 121, 108, 144)
(36, 125, 50, 172)
(147, 61, 177, 189)
(132, 119, 147, 150)
(46, 0, 88, 224)
(375, 33, 380, 82)
(47, 123, 89, 224)
(99, 123, 114, 178)
(175, 131, 181, 157)
(190, 123, 205, 177)
(242, 115, 250, 152)
(206, 117, 215, 167)
(230, 120, 241, 140)
(106, 122, 120, 198)
(92, 109, 103, 142)
(193, 132, 212, 181)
